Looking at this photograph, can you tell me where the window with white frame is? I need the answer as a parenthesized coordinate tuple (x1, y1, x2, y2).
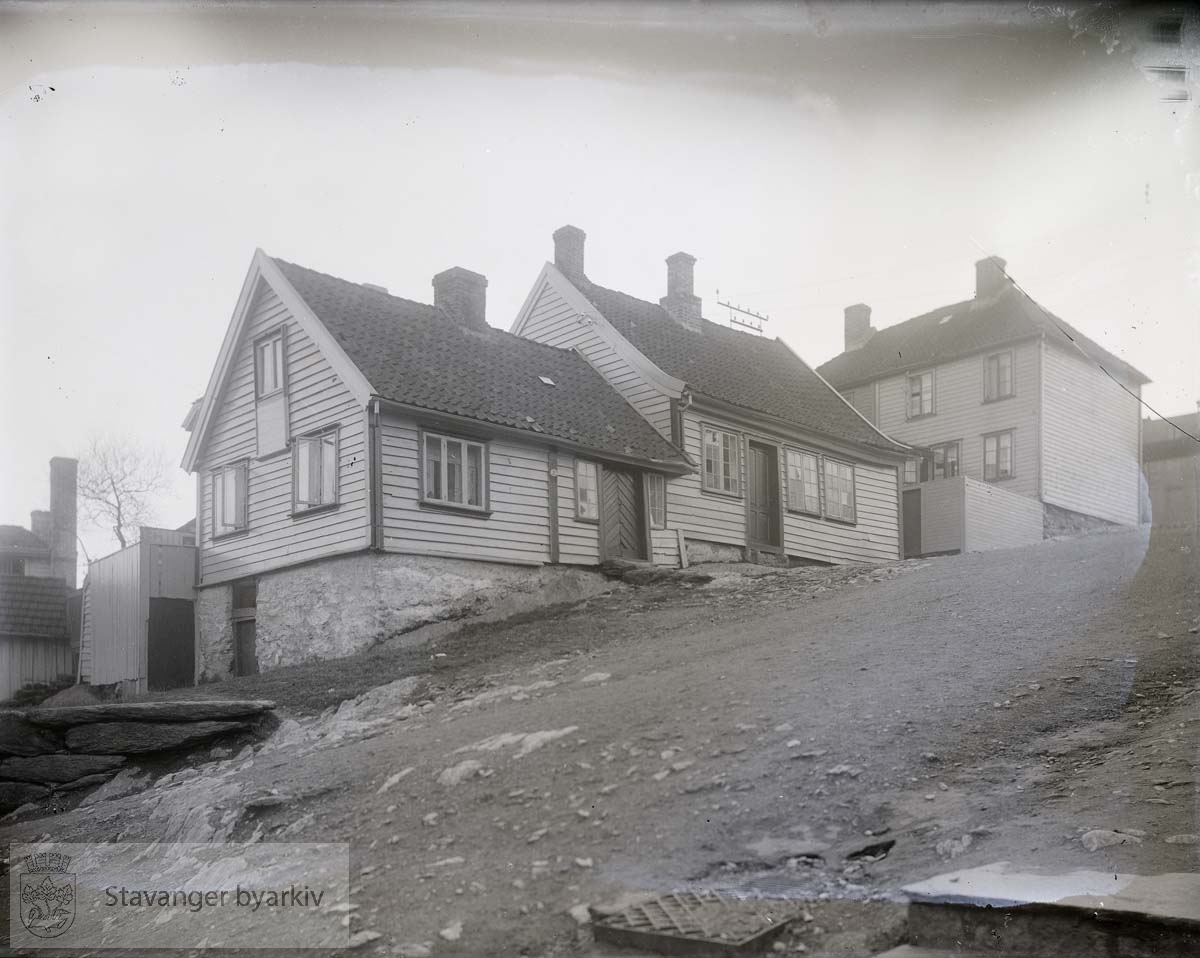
(576, 460, 599, 521)
(646, 473, 666, 528)
(212, 461, 248, 537)
(903, 457, 921, 485)
(255, 330, 285, 398)
(984, 351, 1014, 401)
(929, 440, 960, 480)
(785, 448, 821, 515)
(702, 426, 741, 495)
(423, 432, 487, 509)
(907, 370, 934, 418)
(823, 459, 856, 523)
(983, 430, 1014, 481)
(293, 428, 339, 512)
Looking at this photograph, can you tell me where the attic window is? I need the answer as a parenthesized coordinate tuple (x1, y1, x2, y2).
(538, 376, 556, 386)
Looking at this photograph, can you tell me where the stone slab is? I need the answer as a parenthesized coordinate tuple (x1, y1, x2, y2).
(56, 771, 120, 792)
(0, 781, 49, 813)
(0, 753, 125, 783)
(904, 861, 1200, 926)
(0, 712, 64, 756)
(65, 720, 248, 754)
(26, 700, 275, 728)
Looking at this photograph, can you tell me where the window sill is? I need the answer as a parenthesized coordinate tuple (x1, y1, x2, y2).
(212, 529, 249, 542)
(786, 507, 822, 519)
(256, 446, 291, 463)
(419, 500, 492, 518)
(906, 412, 936, 422)
(823, 515, 858, 527)
(291, 503, 340, 520)
(574, 515, 600, 525)
(981, 394, 1015, 405)
(700, 485, 742, 501)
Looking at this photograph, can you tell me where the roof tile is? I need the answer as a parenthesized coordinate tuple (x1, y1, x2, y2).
(0, 575, 69, 640)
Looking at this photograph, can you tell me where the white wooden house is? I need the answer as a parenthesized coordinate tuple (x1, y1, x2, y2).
(817, 257, 1149, 554)
(511, 226, 911, 568)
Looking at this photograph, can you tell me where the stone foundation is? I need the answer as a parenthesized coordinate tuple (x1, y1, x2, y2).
(197, 552, 612, 679)
(1043, 502, 1124, 539)
(685, 539, 745, 565)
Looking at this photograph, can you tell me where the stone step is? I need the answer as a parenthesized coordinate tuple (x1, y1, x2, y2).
(902, 862, 1200, 958)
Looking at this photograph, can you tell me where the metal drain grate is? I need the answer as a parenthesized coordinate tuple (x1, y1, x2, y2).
(591, 890, 794, 956)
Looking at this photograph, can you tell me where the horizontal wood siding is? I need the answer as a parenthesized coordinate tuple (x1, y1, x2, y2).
(555, 453, 600, 565)
(520, 278, 673, 437)
(1041, 344, 1141, 525)
(917, 476, 966, 555)
(783, 461, 899, 564)
(380, 414, 551, 566)
(869, 339, 1041, 500)
(1, 635, 73, 700)
(963, 476, 1044, 551)
(198, 282, 368, 584)
(651, 529, 681, 566)
(668, 411, 746, 547)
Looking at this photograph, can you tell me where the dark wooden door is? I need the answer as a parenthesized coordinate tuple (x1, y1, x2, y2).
(903, 488, 922, 558)
(147, 597, 195, 691)
(600, 467, 647, 560)
(746, 442, 781, 547)
(235, 620, 259, 676)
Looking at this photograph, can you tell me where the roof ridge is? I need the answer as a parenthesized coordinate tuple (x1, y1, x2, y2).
(269, 255, 442, 316)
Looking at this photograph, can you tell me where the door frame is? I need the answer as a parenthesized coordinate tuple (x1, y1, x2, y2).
(597, 464, 650, 562)
(744, 439, 784, 553)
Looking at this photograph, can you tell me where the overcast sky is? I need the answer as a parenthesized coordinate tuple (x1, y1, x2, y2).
(2, 1, 1197, 568)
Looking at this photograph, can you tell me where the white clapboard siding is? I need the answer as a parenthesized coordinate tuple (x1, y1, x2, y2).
(380, 415, 551, 566)
(555, 453, 601, 565)
(1, 636, 73, 700)
(668, 412, 746, 546)
(519, 277, 674, 437)
(198, 282, 368, 584)
(871, 339, 1041, 501)
(1041, 344, 1141, 525)
(963, 477, 1044, 552)
(783, 460, 899, 564)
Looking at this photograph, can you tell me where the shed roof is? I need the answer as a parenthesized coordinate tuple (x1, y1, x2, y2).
(571, 279, 906, 453)
(273, 259, 689, 468)
(0, 526, 50, 557)
(0, 575, 69, 640)
(817, 287, 1149, 389)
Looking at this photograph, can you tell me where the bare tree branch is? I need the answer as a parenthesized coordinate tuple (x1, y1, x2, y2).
(77, 436, 171, 551)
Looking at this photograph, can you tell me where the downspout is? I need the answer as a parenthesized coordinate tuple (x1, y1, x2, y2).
(368, 399, 384, 550)
(547, 447, 560, 565)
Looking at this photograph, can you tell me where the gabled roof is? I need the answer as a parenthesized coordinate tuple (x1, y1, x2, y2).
(0, 575, 69, 640)
(568, 278, 907, 453)
(0, 526, 49, 557)
(817, 287, 1149, 389)
(268, 259, 688, 467)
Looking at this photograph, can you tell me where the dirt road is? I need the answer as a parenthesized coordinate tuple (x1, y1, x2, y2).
(6, 526, 1197, 956)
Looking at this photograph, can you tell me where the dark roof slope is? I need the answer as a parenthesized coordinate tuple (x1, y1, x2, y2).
(572, 280, 905, 452)
(817, 287, 1149, 389)
(0, 575, 69, 640)
(0, 526, 49, 557)
(272, 259, 687, 466)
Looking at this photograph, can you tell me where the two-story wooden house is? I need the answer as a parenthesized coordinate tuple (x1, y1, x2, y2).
(512, 226, 911, 569)
(817, 257, 1149, 552)
(182, 251, 692, 678)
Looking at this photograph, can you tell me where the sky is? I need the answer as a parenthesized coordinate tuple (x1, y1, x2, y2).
(2, 1, 1197, 571)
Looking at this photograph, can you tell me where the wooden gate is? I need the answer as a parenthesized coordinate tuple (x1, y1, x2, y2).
(600, 467, 647, 560)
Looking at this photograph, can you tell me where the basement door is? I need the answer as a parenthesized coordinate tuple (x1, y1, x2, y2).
(903, 488, 922, 558)
(746, 441, 782, 548)
(147, 597, 195, 691)
(600, 467, 648, 561)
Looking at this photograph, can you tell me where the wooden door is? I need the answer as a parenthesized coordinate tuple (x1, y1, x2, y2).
(147, 597, 195, 691)
(746, 442, 781, 547)
(235, 620, 259, 676)
(903, 488, 922, 558)
(600, 467, 647, 560)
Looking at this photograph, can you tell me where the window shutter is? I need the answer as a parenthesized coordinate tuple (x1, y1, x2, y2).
(321, 432, 338, 504)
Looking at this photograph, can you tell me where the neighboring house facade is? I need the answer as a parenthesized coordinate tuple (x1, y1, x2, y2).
(511, 226, 911, 568)
(0, 457, 78, 699)
(1142, 412, 1199, 529)
(817, 257, 1149, 541)
(183, 251, 691, 678)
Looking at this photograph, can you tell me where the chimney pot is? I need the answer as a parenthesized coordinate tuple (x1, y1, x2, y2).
(661, 251, 702, 332)
(975, 255, 1009, 299)
(844, 304, 874, 351)
(553, 225, 586, 280)
(432, 267, 488, 330)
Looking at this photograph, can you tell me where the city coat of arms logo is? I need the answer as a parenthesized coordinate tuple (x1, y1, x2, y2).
(19, 852, 76, 938)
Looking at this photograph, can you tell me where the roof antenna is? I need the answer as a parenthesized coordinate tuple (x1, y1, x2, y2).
(716, 289, 770, 336)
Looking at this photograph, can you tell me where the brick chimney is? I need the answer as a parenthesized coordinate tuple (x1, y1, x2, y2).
(432, 267, 488, 331)
(553, 225, 586, 281)
(975, 256, 1009, 300)
(30, 510, 52, 543)
(844, 303, 874, 351)
(48, 457, 77, 587)
(660, 252, 702, 332)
